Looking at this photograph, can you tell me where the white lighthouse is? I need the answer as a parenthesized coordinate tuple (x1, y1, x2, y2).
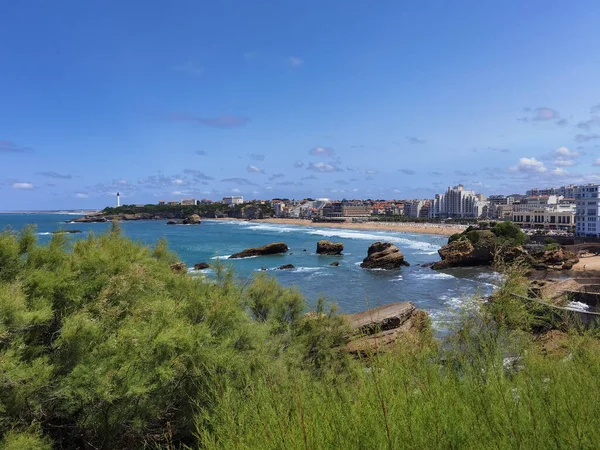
(117, 192, 120, 207)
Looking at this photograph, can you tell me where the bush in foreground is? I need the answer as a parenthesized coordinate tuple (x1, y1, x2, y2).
(1, 225, 599, 449)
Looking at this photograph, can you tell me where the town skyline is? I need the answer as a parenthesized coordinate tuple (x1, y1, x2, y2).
(2, 1, 600, 210)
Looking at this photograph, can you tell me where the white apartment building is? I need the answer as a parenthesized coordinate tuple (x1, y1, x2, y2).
(404, 200, 425, 218)
(222, 196, 244, 206)
(511, 204, 575, 231)
(574, 184, 600, 237)
(430, 185, 490, 219)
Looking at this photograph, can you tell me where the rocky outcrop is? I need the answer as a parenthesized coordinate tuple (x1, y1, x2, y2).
(182, 214, 201, 225)
(316, 240, 344, 255)
(531, 247, 579, 270)
(170, 262, 187, 273)
(360, 242, 409, 270)
(344, 302, 429, 356)
(329, 261, 340, 267)
(277, 264, 295, 270)
(229, 242, 289, 259)
(51, 230, 82, 234)
(167, 220, 178, 225)
(194, 262, 210, 270)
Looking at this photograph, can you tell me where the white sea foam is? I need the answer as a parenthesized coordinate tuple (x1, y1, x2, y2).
(306, 229, 439, 252)
(293, 267, 322, 272)
(246, 224, 302, 233)
(565, 301, 590, 312)
(37, 232, 52, 236)
(210, 254, 232, 260)
(412, 272, 455, 280)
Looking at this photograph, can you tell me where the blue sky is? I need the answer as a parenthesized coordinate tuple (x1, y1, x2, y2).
(1, 0, 600, 210)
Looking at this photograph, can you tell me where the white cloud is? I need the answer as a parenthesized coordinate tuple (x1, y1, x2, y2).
(510, 157, 547, 173)
(307, 162, 342, 172)
(554, 159, 576, 167)
(309, 146, 335, 157)
(247, 165, 264, 174)
(294, 160, 304, 168)
(231, 188, 241, 193)
(172, 179, 185, 185)
(365, 169, 379, 175)
(12, 182, 34, 189)
(551, 168, 569, 176)
(554, 146, 579, 157)
(74, 193, 89, 198)
(593, 158, 600, 167)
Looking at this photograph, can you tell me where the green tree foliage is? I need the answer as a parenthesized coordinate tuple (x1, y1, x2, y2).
(0, 225, 347, 448)
(492, 221, 530, 246)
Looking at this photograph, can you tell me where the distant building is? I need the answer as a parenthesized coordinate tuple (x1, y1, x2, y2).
(322, 200, 371, 218)
(167, 201, 181, 206)
(574, 184, 600, 237)
(430, 184, 489, 219)
(222, 196, 244, 206)
(181, 198, 197, 206)
(404, 200, 426, 218)
(158, 200, 166, 205)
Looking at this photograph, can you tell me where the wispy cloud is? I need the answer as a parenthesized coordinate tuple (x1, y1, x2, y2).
(12, 182, 34, 189)
(247, 165, 265, 174)
(518, 106, 565, 126)
(576, 117, 600, 131)
(454, 170, 477, 177)
(286, 56, 304, 67)
(169, 114, 249, 129)
(575, 133, 600, 143)
(183, 169, 214, 181)
(301, 175, 318, 180)
(593, 158, 600, 167)
(74, 192, 89, 198)
(309, 146, 335, 157)
(248, 153, 265, 161)
(365, 169, 379, 175)
(307, 162, 343, 172)
(0, 140, 34, 153)
(398, 169, 416, 175)
(590, 103, 600, 114)
(196, 150, 207, 156)
(554, 159, 576, 167)
(406, 136, 426, 144)
(276, 181, 303, 186)
(269, 173, 285, 181)
(36, 171, 72, 179)
(293, 160, 304, 168)
(221, 177, 259, 186)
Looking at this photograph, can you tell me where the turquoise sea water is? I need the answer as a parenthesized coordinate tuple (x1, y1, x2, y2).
(0, 213, 500, 330)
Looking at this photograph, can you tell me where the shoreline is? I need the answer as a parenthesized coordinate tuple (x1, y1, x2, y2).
(215, 217, 466, 236)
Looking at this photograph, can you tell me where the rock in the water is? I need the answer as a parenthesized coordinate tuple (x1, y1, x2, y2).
(182, 214, 201, 225)
(277, 264, 295, 270)
(344, 302, 429, 355)
(194, 262, 211, 270)
(360, 242, 409, 270)
(170, 262, 187, 273)
(51, 229, 82, 234)
(166, 220, 179, 225)
(316, 240, 344, 255)
(329, 261, 340, 267)
(229, 242, 289, 259)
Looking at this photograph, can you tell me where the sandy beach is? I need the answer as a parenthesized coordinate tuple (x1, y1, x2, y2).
(243, 218, 467, 236)
(572, 255, 600, 272)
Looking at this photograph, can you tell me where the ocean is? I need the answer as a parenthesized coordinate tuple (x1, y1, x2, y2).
(0, 213, 500, 331)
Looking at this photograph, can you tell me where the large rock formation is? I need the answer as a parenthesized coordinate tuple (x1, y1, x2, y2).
(432, 229, 530, 270)
(229, 242, 289, 259)
(276, 264, 295, 270)
(182, 214, 201, 225)
(170, 262, 187, 273)
(194, 262, 211, 270)
(360, 242, 409, 270)
(344, 302, 429, 355)
(530, 247, 579, 270)
(316, 240, 344, 255)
